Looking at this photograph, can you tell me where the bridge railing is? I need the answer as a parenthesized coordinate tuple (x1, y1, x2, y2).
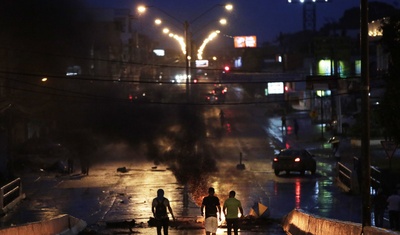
(0, 177, 25, 215)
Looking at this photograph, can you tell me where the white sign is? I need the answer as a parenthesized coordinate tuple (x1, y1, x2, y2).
(195, 60, 209, 68)
(153, 49, 165, 56)
(268, 82, 284, 94)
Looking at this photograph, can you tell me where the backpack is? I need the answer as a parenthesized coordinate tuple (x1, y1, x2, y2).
(155, 198, 167, 219)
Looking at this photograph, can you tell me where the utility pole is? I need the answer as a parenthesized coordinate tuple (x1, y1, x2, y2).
(360, 0, 371, 228)
(184, 20, 191, 101)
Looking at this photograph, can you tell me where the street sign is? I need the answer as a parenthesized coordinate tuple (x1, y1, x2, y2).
(381, 141, 398, 159)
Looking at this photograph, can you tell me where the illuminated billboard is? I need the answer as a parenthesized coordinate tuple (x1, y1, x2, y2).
(234, 36, 257, 48)
(195, 60, 209, 68)
(153, 49, 165, 56)
(267, 82, 284, 95)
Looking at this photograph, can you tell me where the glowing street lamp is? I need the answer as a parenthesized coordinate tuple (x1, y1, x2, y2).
(197, 30, 220, 60)
(154, 19, 187, 55)
(154, 18, 162, 25)
(219, 18, 227, 25)
(137, 5, 146, 14)
(156, 17, 228, 60)
(137, 3, 233, 100)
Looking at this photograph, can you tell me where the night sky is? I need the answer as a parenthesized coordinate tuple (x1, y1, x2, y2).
(85, 0, 398, 45)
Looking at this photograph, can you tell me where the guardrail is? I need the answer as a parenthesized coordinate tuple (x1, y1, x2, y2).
(0, 177, 25, 215)
(337, 162, 352, 191)
(336, 157, 382, 193)
(371, 166, 382, 189)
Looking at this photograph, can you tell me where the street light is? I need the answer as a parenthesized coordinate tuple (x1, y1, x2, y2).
(137, 3, 233, 101)
(155, 18, 228, 60)
(197, 30, 220, 60)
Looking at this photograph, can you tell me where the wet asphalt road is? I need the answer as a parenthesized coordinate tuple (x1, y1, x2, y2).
(0, 99, 373, 234)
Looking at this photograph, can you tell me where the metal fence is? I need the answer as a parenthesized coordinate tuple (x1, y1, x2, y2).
(0, 178, 25, 215)
(337, 162, 353, 191)
(336, 157, 382, 193)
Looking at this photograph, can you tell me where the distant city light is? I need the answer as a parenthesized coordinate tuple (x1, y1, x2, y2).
(368, 19, 383, 37)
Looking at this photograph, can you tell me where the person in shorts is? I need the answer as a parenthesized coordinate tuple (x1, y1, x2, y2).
(201, 187, 221, 235)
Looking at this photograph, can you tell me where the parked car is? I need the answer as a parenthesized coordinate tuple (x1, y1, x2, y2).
(272, 149, 316, 176)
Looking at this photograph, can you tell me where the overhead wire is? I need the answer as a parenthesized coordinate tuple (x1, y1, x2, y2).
(0, 47, 366, 106)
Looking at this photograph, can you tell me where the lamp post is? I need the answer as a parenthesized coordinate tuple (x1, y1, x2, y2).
(137, 3, 233, 101)
(184, 20, 190, 100)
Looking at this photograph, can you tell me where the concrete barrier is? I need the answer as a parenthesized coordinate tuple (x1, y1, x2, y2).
(0, 214, 86, 235)
(282, 209, 399, 235)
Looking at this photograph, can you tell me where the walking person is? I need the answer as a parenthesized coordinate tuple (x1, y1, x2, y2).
(387, 189, 400, 230)
(152, 189, 176, 235)
(219, 109, 225, 127)
(281, 115, 286, 132)
(373, 188, 387, 228)
(223, 191, 244, 235)
(201, 187, 222, 235)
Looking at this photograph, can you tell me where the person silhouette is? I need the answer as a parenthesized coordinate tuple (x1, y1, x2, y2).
(219, 110, 225, 127)
(152, 189, 176, 235)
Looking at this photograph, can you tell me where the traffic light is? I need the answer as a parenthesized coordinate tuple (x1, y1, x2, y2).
(224, 66, 230, 72)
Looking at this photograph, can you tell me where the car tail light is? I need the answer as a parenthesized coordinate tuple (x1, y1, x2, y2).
(294, 157, 301, 162)
(273, 157, 278, 162)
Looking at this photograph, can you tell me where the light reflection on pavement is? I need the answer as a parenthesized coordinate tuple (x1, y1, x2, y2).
(205, 104, 363, 224)
(1, 103, 365, 234)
